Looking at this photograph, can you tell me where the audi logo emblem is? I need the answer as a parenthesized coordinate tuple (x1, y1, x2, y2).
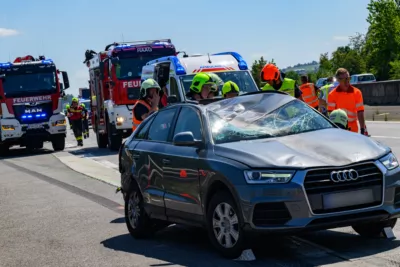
(330, 169, 359, 183)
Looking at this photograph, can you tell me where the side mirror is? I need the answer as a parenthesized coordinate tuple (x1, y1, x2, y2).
(173, 131, 202, 147)
(167, 95, 178, 104)
(61, 71, 70, 89)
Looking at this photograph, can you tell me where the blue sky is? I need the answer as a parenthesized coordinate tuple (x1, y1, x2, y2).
(0, 0, 371, 96)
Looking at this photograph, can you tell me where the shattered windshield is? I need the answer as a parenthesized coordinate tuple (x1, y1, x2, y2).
(207, 94, 334, 144)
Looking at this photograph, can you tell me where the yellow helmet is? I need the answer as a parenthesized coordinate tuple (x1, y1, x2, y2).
(329, 109, 348, 129)
(222, 81, 239, 96)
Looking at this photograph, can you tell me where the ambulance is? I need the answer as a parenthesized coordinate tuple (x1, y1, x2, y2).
(141, 52, 259, 102)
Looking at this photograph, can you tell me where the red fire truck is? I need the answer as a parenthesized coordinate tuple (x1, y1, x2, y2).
(84, 39, 176, 150)
(0, 55, 70, 154)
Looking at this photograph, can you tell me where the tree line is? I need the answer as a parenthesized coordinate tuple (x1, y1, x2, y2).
(251, 0, 400, 87)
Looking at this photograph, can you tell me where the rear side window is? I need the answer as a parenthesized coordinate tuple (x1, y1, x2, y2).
(358, 75, 375, 82)
(135, 116, 155, 140)
(148, 108, 177, 142)
(173, 107, 203, 140)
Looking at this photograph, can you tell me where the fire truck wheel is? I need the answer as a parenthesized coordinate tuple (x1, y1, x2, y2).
(107, 120, 122, 151)
(0, 144, 10, 156)
(52, 134, 65, 151)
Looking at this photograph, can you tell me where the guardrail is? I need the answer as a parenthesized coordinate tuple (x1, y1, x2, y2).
(356, 80, 400, 105)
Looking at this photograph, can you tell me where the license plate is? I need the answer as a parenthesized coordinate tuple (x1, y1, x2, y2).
(28, 124, 43, 129)
(323, 189, 374, 209)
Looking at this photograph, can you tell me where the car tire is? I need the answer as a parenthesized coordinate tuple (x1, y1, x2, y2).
(51, 134, 65, 151)
(352, 218, 397, 238)
(206, 191, 246, 259)
(124, 182, 156, 239)
(0, 144, 10, 156)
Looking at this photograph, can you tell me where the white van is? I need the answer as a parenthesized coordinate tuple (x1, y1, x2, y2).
(350, 73, 376, 84)
(141, 52, 259, 102)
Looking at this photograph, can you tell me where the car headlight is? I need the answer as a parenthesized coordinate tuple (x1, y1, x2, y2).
(244, 170, 296, 184)
(379, 153, 399, 170)
(116, 116, 125, 123)
(52, 120, 66, 126)
(1, 125, 15, 130)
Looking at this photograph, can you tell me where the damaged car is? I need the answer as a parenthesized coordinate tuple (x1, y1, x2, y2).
(118, 90, 400, 259)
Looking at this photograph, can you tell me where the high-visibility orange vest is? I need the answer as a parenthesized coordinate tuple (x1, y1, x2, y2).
(132, 100, 152, 131)
(299, 83, 318, 108)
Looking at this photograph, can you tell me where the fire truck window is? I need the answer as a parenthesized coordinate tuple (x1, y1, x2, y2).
(169, 77, 181, 102)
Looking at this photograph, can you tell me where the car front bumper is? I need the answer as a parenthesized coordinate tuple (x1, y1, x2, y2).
(237, 160, 400, 234)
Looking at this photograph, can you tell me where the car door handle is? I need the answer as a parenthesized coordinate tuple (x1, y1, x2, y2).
(162, 159, 171, 165)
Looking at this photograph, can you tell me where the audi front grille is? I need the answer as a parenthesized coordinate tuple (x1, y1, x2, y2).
(304, 163, 383, 214)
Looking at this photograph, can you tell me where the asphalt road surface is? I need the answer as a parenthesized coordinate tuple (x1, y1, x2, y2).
(1, 121, 400, 266)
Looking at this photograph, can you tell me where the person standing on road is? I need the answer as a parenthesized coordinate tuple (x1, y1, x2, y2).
(260, 64, 303, 100)
(318, 76, 335, 116)
(299, 75, 319, 109)
(65, 104, 73, 130)
(327, 68, 367, 135)
(132, 78, 161, 132)
(67, 98, 84, 146)
(80, 103, 89, 139)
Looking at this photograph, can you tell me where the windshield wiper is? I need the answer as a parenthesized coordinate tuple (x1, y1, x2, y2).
(241, 133, 274, 141)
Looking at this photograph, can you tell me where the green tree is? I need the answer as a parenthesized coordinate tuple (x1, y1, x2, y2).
(284, 71, 300, 83)
(389, 60, 400, 79)
(364, 0, 400, 80)
(250, 56, 267, 88)
(317, 52, 333, 78)
(330, 46, 366, 75)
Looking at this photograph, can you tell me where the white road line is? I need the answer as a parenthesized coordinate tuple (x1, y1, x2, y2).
(97, 160, 119, 170)
(366, 121, 400, 124)
(371, 135, 400, 139)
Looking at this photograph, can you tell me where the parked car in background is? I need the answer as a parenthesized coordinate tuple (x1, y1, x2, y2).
(118, 90, 400, 259)
(316, 77, 337, 88)
(350, 73, 376, 85)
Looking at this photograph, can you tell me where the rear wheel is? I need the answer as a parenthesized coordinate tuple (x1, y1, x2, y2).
(125, 182, 158, 239)
(206, 191, 246, 259)
(352, 218, 397, 238)
(51, 134, 65, 151)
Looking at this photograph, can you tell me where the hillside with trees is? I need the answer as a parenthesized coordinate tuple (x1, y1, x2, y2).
(251, 0, 400, 86)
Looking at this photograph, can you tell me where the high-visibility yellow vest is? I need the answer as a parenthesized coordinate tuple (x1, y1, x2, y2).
(262, 78, 296, 97)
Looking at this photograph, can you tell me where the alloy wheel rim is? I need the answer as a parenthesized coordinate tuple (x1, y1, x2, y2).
(127, 192, 141, 229)
(212, 202, 239, 248)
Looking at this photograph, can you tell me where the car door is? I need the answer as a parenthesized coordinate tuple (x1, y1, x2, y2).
(163, 106, 205, 222)
(132, 107, 179, 219)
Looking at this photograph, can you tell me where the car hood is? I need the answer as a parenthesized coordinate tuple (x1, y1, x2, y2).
(213, 128, 390, 168)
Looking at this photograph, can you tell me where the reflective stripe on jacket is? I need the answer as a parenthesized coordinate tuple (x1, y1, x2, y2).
(132, 100, 152, 131)
(67, 106, 83, 120)
(299, 83, 318, 108)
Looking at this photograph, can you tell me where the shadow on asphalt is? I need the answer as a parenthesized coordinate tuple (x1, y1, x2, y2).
(299, 229, 400, 259)
(67, 146, 118, 157)
(102, 224, 400, 265)
(0, 147, 54, 160)
(110, 217, 125, 224)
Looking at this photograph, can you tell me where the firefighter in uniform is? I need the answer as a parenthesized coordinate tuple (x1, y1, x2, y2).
(299, 75, 319, 109)
(222, 81, 240, 98)
(132, 79, 161, 132)
(318, 76, 335, 116)
(67, 98, 84, 146)
(65, 104, 72, 130)
(81, 103, 89, 139)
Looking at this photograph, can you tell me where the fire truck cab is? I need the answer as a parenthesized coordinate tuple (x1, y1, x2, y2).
(0, 55, 69, 154)
(141, 52, 259, 103)
(85, 39, 176, 150)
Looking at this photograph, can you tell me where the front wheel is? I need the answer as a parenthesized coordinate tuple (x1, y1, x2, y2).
(352, 218, 397, 238)
(51, 134, 65, 151)
(0, 144, 10, 156)
(206, 191, 246, 259)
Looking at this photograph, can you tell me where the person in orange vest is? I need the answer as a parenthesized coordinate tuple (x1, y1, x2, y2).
(67, 97, 84, 146)
(327, 68, 367, 135)
(299, 75, 319, 110)
(132, 78, 160, 132)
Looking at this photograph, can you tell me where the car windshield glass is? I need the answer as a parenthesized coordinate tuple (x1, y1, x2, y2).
(207, 94, 334, 144)
(1, 68, 57, 97)
(179, 71, 258, 96)
(116, 56, 161, 80)
(358, 75, 375, 82)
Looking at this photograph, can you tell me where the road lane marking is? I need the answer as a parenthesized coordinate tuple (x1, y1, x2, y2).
(366, 121, 400, 124)
(371, 136, 400, 139)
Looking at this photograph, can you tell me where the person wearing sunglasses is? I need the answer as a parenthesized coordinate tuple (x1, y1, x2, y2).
(260, 63, 303, 100)
(222, 81, 240, 98)
(186, 73, 217, 101)
(329, 109, 350, 131)
(327, 68, 367, 135)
